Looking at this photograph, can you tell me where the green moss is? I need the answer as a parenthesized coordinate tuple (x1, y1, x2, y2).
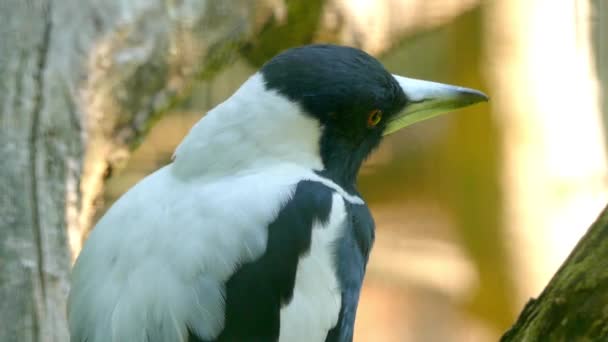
(502, 206, 608, 341)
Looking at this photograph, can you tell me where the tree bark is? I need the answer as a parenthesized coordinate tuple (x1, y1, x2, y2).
(501, 203, 608, 340)
(1, 2, 74, 340)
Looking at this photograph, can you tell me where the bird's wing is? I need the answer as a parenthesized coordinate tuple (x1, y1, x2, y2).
(68, 164, 358, 342)
(325, 202, 375, 342)
(203, 180, 344, 342)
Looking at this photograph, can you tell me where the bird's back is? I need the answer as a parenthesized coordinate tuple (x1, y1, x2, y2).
(68, 162, 368, 342)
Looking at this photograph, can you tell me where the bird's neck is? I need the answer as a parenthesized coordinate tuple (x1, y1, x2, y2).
(315, 168, 358, 195)
(317, 135, 366, 194)
(172, 73, 325, 178)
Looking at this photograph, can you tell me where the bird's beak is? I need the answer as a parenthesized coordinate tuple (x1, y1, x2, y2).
(384, 75, 489, 135)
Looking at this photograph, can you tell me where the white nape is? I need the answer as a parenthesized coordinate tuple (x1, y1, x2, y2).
(173, 73, 324, 179)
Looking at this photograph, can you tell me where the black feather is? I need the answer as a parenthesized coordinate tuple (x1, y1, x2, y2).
(190, 180, 333, 342)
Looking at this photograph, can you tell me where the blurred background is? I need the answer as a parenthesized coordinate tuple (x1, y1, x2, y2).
(88, 0, 606, 341)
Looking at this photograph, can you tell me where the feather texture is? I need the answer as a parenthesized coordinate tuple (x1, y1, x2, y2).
(68, 73, 366, 342)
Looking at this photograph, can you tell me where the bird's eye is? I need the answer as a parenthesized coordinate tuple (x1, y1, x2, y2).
(367, 109, 383, 128)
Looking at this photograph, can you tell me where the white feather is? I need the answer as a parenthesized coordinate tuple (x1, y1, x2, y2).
(172, 73, 324, 178)
(279, 193, 346, 342)
(68, 73, 362, 342)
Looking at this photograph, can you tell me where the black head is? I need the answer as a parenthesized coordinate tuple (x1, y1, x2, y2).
(260, 44, 488, 191)
(261, 45, 407, 189)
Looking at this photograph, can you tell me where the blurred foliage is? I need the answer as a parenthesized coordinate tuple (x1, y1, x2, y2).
(240, 0, 324, 66)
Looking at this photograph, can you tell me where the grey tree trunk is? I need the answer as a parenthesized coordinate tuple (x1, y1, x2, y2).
(1, 1, 75, 340)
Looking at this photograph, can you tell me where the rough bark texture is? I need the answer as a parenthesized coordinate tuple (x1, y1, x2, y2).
(501, 204, 608, 341)
(0, 1, 75, 340)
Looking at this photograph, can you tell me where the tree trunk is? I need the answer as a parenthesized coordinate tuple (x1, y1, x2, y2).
(1, 1, 74, 340)
(501, 203, 608, 340)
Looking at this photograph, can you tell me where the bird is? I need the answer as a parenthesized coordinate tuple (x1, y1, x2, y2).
(67, 44, 487, 342)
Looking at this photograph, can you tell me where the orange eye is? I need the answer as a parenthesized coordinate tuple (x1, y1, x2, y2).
(367, 109, 382, 127)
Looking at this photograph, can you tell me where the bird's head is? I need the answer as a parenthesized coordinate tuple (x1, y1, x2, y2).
(260, 44, 487, 188)
(174, 44, 487, 189)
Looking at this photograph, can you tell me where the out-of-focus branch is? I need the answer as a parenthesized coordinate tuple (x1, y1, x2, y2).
(591, 0, 607, 141)
(316, 0, 481, 55)
(501, 204, 608, 340)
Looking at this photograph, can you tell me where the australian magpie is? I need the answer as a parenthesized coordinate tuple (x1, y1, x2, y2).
(68, 44, 487, 342)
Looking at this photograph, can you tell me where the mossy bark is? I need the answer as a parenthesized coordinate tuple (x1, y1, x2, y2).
(502, 204, 608, 341)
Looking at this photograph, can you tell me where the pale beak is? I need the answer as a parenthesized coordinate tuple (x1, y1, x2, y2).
(384, 75, 489, 135)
